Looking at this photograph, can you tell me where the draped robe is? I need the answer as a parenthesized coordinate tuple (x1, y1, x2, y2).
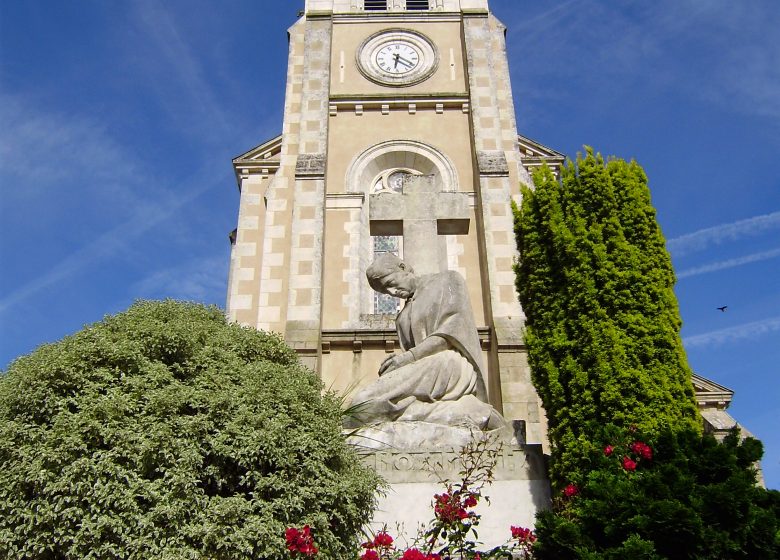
(349, 270, 494, 426)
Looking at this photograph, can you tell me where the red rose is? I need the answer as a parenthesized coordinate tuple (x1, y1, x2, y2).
(285, 525, 318, 556)
(360, 551, 379, 560)
(511, 526, 529, 539)
(401, 549, 426, 560)
(563, 483, 579, 497)
(622, 456, 637, 471)
(285, 527, 300, 546)
(463, 494, 478, 508)
(373, 531, 394, 548)
(604, 445, 614, 456)
(630, 441, 653, 461)
(511, 525, 537, 543)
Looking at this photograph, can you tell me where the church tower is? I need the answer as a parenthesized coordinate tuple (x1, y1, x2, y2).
(227, 0, 563, 448)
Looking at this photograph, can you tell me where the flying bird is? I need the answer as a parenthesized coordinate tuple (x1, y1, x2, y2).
(717, 306, 728, 312)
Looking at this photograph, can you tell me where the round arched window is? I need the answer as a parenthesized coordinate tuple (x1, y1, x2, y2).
(371, 168, 421, 194)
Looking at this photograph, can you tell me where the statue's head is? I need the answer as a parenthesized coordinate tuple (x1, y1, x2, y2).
(366, 253, 416, 299)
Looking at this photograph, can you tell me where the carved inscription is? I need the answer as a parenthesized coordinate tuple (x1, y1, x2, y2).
(361, 446, 542, 484)
(295, 153, 326, 178)
(477, 150, 509, 176)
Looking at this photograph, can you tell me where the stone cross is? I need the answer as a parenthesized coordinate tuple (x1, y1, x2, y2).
(369, 174, 470, 276)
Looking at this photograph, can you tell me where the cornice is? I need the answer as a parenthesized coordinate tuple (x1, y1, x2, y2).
(328, 95, 470, 115)
(332, 13, 462, 24)
(321, 326, 491, 352)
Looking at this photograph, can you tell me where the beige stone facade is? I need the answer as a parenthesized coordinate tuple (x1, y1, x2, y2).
(228, 0, 565, 448)
(227, 0, 752, 492)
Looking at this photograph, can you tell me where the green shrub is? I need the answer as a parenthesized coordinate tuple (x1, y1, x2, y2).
(533, 427, 780, 559)
(0, 300, 379, 559)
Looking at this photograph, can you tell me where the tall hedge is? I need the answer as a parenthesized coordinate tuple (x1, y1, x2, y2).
(513, 149, 700, 486)
(0, 300, 380, 559)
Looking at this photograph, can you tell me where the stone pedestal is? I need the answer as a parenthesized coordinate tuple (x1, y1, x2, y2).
(351, 422, 551, 550)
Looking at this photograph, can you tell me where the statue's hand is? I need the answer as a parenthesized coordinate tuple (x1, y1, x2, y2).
(378, 351, 414, 376)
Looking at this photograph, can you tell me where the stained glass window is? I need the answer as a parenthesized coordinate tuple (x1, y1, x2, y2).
(373, 235, 401, 314)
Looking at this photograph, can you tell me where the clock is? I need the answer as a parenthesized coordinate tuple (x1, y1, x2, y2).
(357, 29, 438, 87)
(376, 42, 420, 75)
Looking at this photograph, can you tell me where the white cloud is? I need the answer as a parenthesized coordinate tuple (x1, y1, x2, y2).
(0, 94, 141, 190)
(667, 211, 780, 257)
(129, 0, 233, 138)
(504, 0, 579, 38)
(504, 0, 780, 126)
(677, 247, 780, 279)
(683, 316, 780, 348)
(132, 256, 227, 303)
(0, 172, 221, 315)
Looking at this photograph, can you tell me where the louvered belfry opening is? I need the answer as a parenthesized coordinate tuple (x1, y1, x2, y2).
(364, 0, 387, 11)
(406, 0, 429, 10)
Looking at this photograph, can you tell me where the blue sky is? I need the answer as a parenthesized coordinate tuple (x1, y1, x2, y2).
(1, 1, 778, 488)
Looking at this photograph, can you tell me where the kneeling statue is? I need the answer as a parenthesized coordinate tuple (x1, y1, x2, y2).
(346, 253, 503, 430)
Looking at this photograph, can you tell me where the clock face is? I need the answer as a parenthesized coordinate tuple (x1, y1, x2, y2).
(357, 29, 438, 87)
(375, 43, 420, 75)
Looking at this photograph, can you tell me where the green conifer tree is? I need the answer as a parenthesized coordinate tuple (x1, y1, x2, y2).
(513, 148, 700, 486)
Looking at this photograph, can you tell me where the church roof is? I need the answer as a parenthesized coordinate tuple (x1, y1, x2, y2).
(233, 134, 283, 163)
(231, 134, 283, 184)
(517, 134, 566, 178)
(517, 134, 566, 161)
(691, 372, 734, 409)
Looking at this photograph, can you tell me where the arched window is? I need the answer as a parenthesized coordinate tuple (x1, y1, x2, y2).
(368, 168, 422, 314)
(341, 141, 460, 327)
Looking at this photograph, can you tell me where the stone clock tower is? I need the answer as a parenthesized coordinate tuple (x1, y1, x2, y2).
(227, 0, 565, 533)
(227, 0, 564, 446)
(226, 0, 760, 533)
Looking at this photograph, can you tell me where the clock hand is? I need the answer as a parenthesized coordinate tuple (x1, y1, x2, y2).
(395, 55, 416, 68)
(393, 53, 400, 69)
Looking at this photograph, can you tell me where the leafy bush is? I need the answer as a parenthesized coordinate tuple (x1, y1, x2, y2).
(534, 427, 780, 559)
(0, 300, 379, 559)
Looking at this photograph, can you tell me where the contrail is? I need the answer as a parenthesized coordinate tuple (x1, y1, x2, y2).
(683, 316, 780, 348)
(668, 211, 780, 257)
(677, 247, 780, 279)
(0, 177, 218, 314)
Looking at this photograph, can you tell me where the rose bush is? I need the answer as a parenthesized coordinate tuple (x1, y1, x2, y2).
(533, 426, 780, 559)
(286, 437, 538, 559)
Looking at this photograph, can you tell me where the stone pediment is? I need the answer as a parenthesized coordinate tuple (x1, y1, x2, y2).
(690, 373, 758, 476)
(692, 372, 734, 409)
(232, 134, 283, 182)
(517, 133, 565, 178)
